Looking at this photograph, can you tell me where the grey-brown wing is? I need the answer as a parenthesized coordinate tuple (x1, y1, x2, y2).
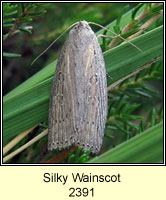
(73, 34, 107, 153)
(48, 40, 76, 150)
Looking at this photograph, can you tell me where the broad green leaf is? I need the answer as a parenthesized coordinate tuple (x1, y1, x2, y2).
(4, 78, 51, 144)
(88, 122, 163, 163)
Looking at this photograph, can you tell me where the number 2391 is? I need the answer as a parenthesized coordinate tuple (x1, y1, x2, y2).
(69, 187, 94, 197)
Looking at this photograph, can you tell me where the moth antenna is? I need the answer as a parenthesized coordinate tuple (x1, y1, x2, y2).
(88, 21, 142, 52)
(31, 22, 79, 65)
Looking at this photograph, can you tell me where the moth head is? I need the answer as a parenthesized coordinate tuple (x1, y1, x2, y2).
(75, 20, 90, 30)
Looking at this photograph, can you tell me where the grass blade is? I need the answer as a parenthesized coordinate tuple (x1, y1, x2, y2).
(88, 122, 163, 163)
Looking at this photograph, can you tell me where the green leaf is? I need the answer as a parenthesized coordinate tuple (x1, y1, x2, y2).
(74, 146, 84, 163)
(18, 27, 32, 34)
(125, 103, 141, 114)
(3, 18, 15, 23)
(139, 120, 144, 133)
(67, 147, 90, 163)
(3, 52, 21, 58)
(131, 3, 144, 20)
(122, 114, 143, 120)
(127, 121, 139, 130)
(134, 90, 152, 98)
(113, 5, 130, 34)
(19, 16, 33, 22)
(3, 78, 51, 144)
(4, 10, 17, 17)
(151, 108, 156, 126)
(88, 122, 163, 163)
(68, 154, 75, 163)
(26, 4, 37, 10)
(3, 23, 14, 28)
(28, 10, 47, 16)
(3, 3, 17, 13)
(159, 106, 163, 122)
(151, 4, 163, 13)
(97, 4, 146, 40)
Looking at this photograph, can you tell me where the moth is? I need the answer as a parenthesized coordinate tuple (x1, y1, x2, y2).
(48, 21, 107, 153)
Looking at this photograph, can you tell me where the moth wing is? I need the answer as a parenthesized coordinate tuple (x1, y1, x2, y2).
(74, 35, 107, 153)
(48, 40, 76, 150)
